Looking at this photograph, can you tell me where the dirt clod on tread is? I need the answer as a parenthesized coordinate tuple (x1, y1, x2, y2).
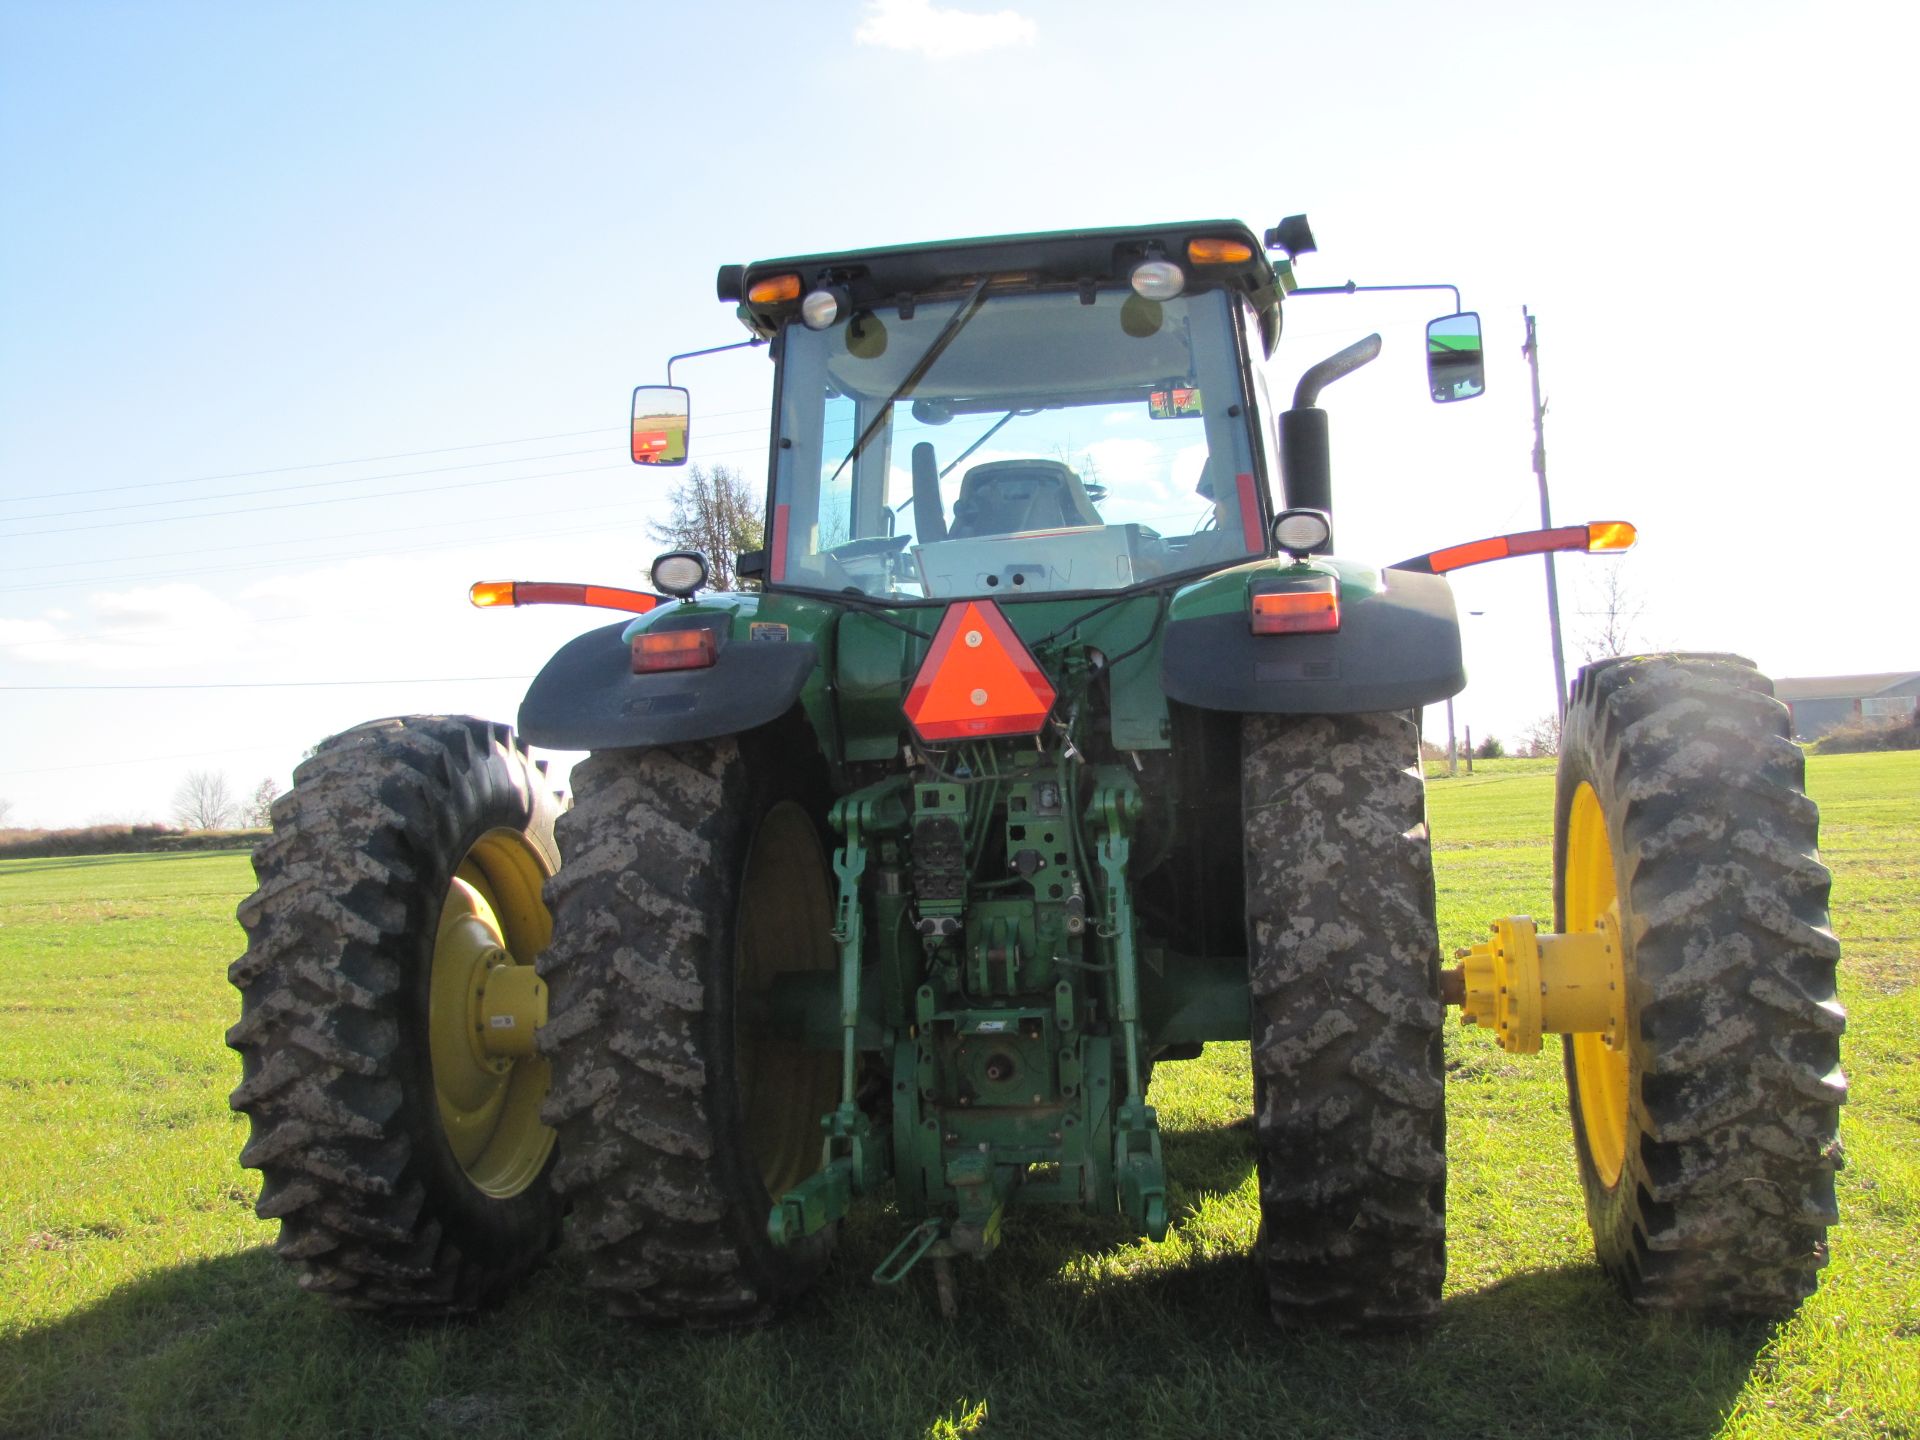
(228, 715, 562, 1314)
(1241, 709, 1447, 1331)
(1558, 653, 1846, 1315)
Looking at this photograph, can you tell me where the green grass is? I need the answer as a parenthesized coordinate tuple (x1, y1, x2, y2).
(2, 756, 1916, 1440)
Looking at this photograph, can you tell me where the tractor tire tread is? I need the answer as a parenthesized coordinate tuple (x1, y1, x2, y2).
(1558, 654, 1845, 1315)
(1242, 710, 1447, 1331)
(228, 714, 561, 1314)
(539, 741, 830, 1326)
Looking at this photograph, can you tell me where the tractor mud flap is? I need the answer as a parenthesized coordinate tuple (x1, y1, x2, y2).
(1161, 568, 1463, 714)
(518, 620, 819, 751)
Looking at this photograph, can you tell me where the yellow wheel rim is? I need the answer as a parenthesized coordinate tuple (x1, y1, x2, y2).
(1566, 782, 1630, 1189)
(429, 827, 557, 1198)
(734, 802, 839, 1199)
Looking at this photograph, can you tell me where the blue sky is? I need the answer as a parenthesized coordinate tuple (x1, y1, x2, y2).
(2, 0, 1912, 825)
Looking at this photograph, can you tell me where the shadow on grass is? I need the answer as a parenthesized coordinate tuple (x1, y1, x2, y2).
(2, 1231, 1777, 1440)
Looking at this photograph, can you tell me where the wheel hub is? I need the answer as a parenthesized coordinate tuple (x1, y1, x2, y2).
(1445, 911, 1626, 1054)
(428, 834, 557, 1199)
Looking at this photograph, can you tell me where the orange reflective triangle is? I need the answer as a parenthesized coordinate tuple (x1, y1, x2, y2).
(903, 600, 1057, 742)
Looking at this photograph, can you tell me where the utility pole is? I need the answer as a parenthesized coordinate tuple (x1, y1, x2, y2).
(1523, 307, 1570, 718)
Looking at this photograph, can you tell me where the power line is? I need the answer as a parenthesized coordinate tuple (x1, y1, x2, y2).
(7, 410, 781, 526)
(1, 675, 534, 691)
(0, 742, 295, 779)
(3, 445, 612, 523)
(0, 427, 618, 504)
(0, 403, 777, 506)
(1, 494, 656, 576)
(0, 501, 667, 596)
(3, 461, 634, 539)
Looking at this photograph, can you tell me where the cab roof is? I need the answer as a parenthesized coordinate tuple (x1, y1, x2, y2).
(724, 219, 1292, 346)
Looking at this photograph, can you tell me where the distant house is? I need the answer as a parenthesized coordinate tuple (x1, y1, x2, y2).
(1773, 672, 1920, 739)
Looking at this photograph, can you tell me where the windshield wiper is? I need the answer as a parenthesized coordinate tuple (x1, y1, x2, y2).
(824, 276, 992, 489)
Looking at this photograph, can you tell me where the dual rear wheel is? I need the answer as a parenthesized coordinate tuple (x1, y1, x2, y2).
(1240, 655, 1844, 1328)
(233, 664, 1844, 1323)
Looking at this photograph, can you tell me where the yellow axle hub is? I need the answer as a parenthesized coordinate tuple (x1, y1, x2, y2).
(1441, 914, 1625, 1054)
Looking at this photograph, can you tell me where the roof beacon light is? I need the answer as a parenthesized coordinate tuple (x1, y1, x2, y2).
(650, 551, 709, 598)
(1250, 578, 1341, 635)
(746, 273, 801, 305)
(1129, 258, 1185, 301)
(1188, 237, 1254, 265)
(902, 600, 1057, 742)
(801, 285, 850, 331)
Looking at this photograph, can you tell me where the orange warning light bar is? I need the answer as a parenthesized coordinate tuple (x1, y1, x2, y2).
(468, 581, 661, 614)
(632, 627, 717, 673)
(1188, 237, 1255, 265)
(1391, 521, 1637, 575)
(903, 600, 1057, 743)
(747, 273, 802, 304)
(1250, 580, 1340, 635)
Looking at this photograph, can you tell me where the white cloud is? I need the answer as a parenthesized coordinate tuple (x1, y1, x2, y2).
(854, 0, 1036, 59)
(0, 583, 260, 672)
(0, 616, 64, 650)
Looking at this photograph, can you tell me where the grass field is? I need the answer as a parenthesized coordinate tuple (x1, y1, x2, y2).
(1, 753, 1915, 1439)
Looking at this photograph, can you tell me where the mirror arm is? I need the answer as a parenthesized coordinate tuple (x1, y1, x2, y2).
(666, 337, 767, 386)
(1289, 280, 1463, 314)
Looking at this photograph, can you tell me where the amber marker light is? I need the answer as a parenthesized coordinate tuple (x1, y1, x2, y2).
(747, 273, 802, 304)
(470, 580, 516, 608)
(633, 628, 717, 673)
(1586, 521, 1637, 552)
(1188, 237, 1254, 265)
(1250, 580, 1340, 635)
(468, 581, 659, 614)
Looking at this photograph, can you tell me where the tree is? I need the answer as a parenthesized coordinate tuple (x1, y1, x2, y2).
(1519, 712, 1561, 758)
(648, 465, 764, 591)
(1474, 734, 1506, 760)
(246, 777, 279, 828)
(1575, 559, 1647, 664)
(173, 769, 237, 830)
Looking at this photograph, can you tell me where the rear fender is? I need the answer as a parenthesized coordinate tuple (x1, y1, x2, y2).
(1161, 560, 1463, 714)
(518, 616, 820, 752)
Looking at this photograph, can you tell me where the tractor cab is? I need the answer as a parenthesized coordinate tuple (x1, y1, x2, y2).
(727, 222, 1292, 604)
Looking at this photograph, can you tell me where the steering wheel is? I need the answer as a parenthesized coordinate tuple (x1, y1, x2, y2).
(828, 535, 912, 561)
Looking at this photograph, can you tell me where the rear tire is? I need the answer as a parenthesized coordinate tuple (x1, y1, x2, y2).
(228, 715, 563, 1313)
(538, 736, 840, 1323)
(1241, 710, 1447, 1330)
(1557, 654, 1846, 1314)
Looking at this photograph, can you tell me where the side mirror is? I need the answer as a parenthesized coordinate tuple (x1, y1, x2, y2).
(1426, 312, 1485, 403)
(631, 386, 690, 465)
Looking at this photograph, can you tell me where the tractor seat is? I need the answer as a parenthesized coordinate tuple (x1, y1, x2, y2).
(946, 460, 1103, 540)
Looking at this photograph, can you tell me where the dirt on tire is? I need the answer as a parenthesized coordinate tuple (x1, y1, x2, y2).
(537, 738, 836, 1323)
(228, 715, 563, 1313)
(1557, 653, 1846, 1314)
(1241, 709, 1447, 1331)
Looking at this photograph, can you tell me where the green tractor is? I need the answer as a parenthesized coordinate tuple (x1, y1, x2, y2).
(229, 216, 1846, 1329)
